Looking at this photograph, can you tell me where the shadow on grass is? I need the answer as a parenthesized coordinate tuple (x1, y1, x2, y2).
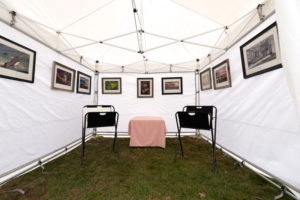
(0, 137, 294, 200)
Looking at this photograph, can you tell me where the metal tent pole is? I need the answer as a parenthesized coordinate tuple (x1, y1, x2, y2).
(93, 61, 100, 136)
(195, 59, 200, 136)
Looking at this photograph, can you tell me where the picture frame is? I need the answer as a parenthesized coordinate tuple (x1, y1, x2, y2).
(0, 36, 36, 83)
(102, 77, 122, 94)
(161, 77, 182, 95)
(200, 68, 212, 91)
(212, 59, 232, 90)
(76, 71, 92, 95)
(52, 61, 76, 92)
(137, 78, 153, 98)
(240, 22, 282, 79)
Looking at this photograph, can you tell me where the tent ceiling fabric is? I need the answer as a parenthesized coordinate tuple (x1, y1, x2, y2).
(172, 0, 265, 26)
(0, 0, 271, 72)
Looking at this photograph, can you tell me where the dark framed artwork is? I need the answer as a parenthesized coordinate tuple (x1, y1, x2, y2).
(161, 77, 182, 95)
(200, 68, 212, 91)
(102, 78, 122, 94)
(212, 59, 232, 90)
(52, 61, 76, 92)
(0, 36, 36, 83)
(137, 78, 153, 98)
(76, 71, 91, 95)
(240, 22, 282, 79)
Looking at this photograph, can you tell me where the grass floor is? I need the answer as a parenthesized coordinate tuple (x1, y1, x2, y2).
(0, 137, 294, 200)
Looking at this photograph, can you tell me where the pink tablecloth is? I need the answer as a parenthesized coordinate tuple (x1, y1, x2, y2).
(128, 116, 167, 148)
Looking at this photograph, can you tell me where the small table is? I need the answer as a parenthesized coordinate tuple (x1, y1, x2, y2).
(128, 116, 167, 148)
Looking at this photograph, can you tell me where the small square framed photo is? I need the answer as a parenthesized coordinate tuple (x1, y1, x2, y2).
(200, 68, 212, 91)
(52, 61, 76, 92)
(212, 59, 232, 90)
(76, 71, 91, 95)
(0, 36, 36, 83)
(240, 22, 282, 79)
(137, 78, 153, 98)
(161, 77, 182, 95)
(102, 78, 122, 94)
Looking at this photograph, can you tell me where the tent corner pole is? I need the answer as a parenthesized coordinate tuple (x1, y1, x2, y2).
(93, 61, 100, 136)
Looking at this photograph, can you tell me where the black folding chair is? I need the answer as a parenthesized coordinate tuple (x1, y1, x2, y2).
(174, 106, 217, 171)
(82, 105, 119, 164)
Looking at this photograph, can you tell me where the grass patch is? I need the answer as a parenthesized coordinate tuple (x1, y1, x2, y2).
(0, 137, 293, 200)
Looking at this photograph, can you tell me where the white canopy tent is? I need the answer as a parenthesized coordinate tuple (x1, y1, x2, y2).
(0, 0, 275, 72)
(1, 0, 300, 198)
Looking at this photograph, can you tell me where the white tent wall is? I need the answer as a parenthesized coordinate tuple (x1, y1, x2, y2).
(98, 73, 195, 133)
(275, 0, 300, 133)
(0, 21, 94, 176)
(199, 14, 300, 191)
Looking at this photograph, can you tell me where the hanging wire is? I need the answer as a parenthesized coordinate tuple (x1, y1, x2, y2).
(16, 12, 57, 32)
(60, 0, 116, 31)
(230, 11, 257, 47)
(0, 0, 9, 10)
(16, 16, 51, 47)
(171, 0, 225, 27)
(181, 43, 197, 59)
(59, 34, 93, 69)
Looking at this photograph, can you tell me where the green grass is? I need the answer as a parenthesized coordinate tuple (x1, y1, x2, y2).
(0, 137, 294, 200)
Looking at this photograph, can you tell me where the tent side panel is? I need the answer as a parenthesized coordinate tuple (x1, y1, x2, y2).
(200, 15, 300, 191)
(0, 21, 94, 176)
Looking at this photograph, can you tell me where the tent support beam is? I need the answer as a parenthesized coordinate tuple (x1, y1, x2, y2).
(199, 133, 299, 199)
(143, 29, 226, 53)
(173, 11, 275, 72)
(131, 0, 144, 54)
(183, 41, 226, 50)
(100, 41, 138, 53)
(0, 15, 95, 72)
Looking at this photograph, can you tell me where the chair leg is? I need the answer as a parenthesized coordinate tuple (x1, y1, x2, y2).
(113, 135, 116, 151)
(81, 127, 85, 165)
(211, 129, 216, 172)
(174, 135, 180, 162)
(179, 135, 184, 157)
(113, 126, 119, 157)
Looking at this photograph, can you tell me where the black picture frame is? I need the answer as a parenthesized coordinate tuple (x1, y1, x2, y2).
(0, 36, 36, 83)
(137, 78, 153, 98)
(76, 71, 92, 95)
(161, 77, 183, 95)
(240, 22, 282, 79)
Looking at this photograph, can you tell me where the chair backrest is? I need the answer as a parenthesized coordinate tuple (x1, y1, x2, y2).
(86, 112, 117, 128)
(183, 106, 213, 116)
(82, 105, 116, 127)
(177, 111, 211, 130)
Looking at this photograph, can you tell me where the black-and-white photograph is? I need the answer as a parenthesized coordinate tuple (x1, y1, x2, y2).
(246, 35, 276, 69)
(240, 22, 282, 79)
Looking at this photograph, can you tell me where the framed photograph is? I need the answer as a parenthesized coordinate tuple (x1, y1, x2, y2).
(76, 71, 92, 95)
(0, 36, 36, 83)
(240, 22, 282, 79)
(161, 77, 182, 95)
(200, 68, 212, 91)
(137, 78, 153, 98)
(52, 61, 76, 92)
(212, 59, 232, 90)
(102, 78, 122, 94)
